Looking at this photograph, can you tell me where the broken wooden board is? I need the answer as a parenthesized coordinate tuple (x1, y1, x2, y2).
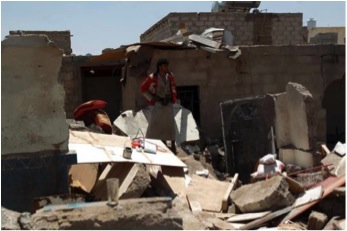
(222, 173, 238, 212)
(293, 186, 323, 207)
(69, 130, 186, 168)
(68, 163, 99, 193)
(91, 162, 136, 201)
(227, 211, 271, 223)
(282, 174, 305, 194)
(321, 144, 330, 156)
(280, 174, 345, 224)
(187, 194, 203, 215)
(161, 166, 187, 200)
(239, 206, 292, 230)
(186, 174, 230, 212)
(202, 215, 237, 230)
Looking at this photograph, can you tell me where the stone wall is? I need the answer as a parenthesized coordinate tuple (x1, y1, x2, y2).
(122, 44, 345, 140)
(9, 30, 72, 55)
(140, 12, 305, 45)
(1, 35, 69, 155)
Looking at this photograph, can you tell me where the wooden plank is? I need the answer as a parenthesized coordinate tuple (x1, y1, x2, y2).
(239, 206, 292, 230)
(293, 186, 323, 207)
(222, 173, 238, 211)
(281, 174, 305, 194)
(187, 194, 202, 215)
(186, 174, 230, 212)
(161, 166, 187, 200)
(118, 164, 139, 197)
(321, 144, 330, 156)
(227, 211, 271, 222)
(203, 216, 237, 230)
(90, 162, 135, 201)
(68, 163, 99, 193)
(69, 130, 187, 167)
(280, 174, 345, 224)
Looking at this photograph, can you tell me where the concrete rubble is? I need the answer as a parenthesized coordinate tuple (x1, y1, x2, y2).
(1, 28, 345, 231)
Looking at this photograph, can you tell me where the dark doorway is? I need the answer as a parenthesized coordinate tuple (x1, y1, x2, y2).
(176, 86, 200, 126)
(81, 65, 122, 122)
(220, 96, 273, 184)
(322, 75, 346, 150)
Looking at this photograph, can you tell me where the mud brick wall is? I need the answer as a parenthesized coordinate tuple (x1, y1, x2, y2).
(140, 12, 305, 45)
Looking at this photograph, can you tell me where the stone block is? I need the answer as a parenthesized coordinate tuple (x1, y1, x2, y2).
(307, 211, 328, 230)
(230, 175, 294, 213)
(286, 82, 314, 150)
(1, 207, 21, 230)
(32, 197, 183, 230)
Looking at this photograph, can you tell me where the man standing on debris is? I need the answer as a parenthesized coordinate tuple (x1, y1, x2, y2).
(140, 58, 177, 154)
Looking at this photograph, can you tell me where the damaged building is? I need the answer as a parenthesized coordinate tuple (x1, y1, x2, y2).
(1, 1, 346, 230)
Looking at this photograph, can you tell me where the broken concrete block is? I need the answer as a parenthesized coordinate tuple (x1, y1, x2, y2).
(113, 104, 200, 146)
(120, 164, 151, 199)
(321, 152, 343, 176)
(32, 197, 183, 230)
(307, 211, 328, 230)
(2, 35, 68, 155)
(286, 82, 314, 150)
(230, 175, 294, 213)
(333, 141, 346, 156)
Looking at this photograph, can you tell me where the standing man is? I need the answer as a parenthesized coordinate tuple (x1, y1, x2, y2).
(140, 58, 177, 154)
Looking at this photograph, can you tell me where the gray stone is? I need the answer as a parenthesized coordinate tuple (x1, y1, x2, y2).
(307, 211, 328, 230)
(1, 207, 21, 230)
(32, 198, 183, 230)
(286, 82, 314, 150)
(18, 212, 33, 230)
(230, 175, 294, 213)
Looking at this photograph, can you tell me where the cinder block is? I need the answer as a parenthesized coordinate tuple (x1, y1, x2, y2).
(307, 211, 328, 230)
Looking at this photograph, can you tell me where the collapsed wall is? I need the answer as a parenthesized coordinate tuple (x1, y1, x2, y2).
(272, 82, 322, 168)
(1, 34, 69, 156)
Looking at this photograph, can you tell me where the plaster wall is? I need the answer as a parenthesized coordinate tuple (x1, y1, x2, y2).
(122, 44, 345, 140)
(1, 35, 69, 155)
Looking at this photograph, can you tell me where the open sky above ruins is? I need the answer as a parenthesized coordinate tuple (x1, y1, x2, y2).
(1, 1, 346, 55)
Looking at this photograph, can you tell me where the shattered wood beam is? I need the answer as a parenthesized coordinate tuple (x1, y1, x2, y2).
(321, 144, 330, 156)
(280, 174, 346, 224)
(222, 173, 239, 212)
(238, 206, 292, 230)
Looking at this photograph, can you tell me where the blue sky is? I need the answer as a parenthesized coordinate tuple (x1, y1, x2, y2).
(1, 1, 346, 55)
